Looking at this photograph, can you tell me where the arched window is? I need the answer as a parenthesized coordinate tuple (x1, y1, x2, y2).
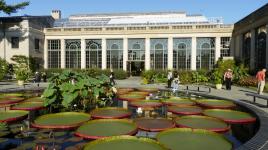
(111, 44, 119, 50)
(89, 43, 98, 50)
(201, 43, 210, 49)
(68, 44, 78, 50)
(155, 43, 163, 50)
(65, 39, 81, 68)
(132, 43, 141, 50)
(178, 43, 186, 49)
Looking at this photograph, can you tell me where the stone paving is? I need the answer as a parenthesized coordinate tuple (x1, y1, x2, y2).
(1, 76, 268, 113)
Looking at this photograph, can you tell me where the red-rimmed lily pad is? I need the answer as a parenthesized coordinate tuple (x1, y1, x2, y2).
(0, 110, 28, 123)
(135, 118, 175, 132)
(167, 106, 203, 115)
(129, 91, 149, 96)
(162, 98, 195, 106)
(175, 115, 230, 133)
(31, 112, 91, 129)
(1, 93, 24, 97)
(136, 87, 159, 93)
(118, 94, 146, 102)
(90, 107, 132, 119)
(84, 136, 168, 150)
(203, 109, 256, 124)
(130, 100, 163, 108)
(117, 88, 135, 95)
(196, 99, 236, 109)
(25, 97, 45, 102)
(75, 119, 138, 139)
(11, 101, 45, 111)
(0, 96, 24, 105)
(156, 128, 232, 150)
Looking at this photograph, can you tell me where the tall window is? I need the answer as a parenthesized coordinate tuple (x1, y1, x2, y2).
(128, 39, 145, 61)
(86, 39, 102, 68)
(48, 40, 61, 68)
(243, 32, 251, 67)
(150, 38, 168, 70)
(173, 38, 191, 70)
(220, 37, 231, 57)
(65, 39, 81, 68)
(11, 37, 19, 48)
(35, 39, 40, 51)
(196, 38, 215, 70)
(107, 39, 123, 69)
(255, 26, 267, 70)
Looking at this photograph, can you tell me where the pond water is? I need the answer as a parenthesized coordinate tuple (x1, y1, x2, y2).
(0, 90, 258, 150)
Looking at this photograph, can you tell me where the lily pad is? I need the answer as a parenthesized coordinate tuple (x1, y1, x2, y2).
(91, 107, 132, 119)
(157, 128, 232, 150)
(84, 136, 168, 150)
(75, 119, 138, 139)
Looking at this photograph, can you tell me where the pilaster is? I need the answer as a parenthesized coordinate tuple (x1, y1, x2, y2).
(191, 37, 197, 70)
(81, 38, 86, 69)
(215, 36, 221, 62)
(250, 29, 256, 70)
(168, 37, 173, 70)
(102, 38, 107, 70)
(123, 37, 128, 71)
(145, 37, 150, 70)
(60, 39, 65, 69)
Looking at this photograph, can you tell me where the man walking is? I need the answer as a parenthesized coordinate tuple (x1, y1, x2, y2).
(256, 68, 266, 95)
(167, 71, 173, 88)
(224, 69, 233, 90)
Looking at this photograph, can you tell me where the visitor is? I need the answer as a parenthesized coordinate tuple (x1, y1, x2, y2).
(167, 71, 173, 88)
(224, 69, 233, 90)
(42, 72, 47, 82)
(256, 68, 266, 95)
(110, 70, 116, 86)
(172, 74, 180, 92)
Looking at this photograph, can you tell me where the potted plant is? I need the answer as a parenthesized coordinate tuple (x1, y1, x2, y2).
(212, 69, 223, 90)
(15, 66, 31, 85)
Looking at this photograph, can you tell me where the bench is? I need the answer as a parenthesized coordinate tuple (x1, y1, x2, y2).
(185, 85, 211, 93)
(245, 93, 268, 107)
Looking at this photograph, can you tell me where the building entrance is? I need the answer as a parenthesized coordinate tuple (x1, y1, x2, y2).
(127, 61, 145, 76)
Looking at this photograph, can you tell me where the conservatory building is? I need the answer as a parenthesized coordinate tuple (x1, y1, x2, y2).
(44, 11, 233, 73)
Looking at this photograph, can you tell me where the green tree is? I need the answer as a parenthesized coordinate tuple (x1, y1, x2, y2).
(0, 0, 29, 15)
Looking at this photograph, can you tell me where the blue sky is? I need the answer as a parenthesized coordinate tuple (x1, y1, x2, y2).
(2, 0, 268, 23)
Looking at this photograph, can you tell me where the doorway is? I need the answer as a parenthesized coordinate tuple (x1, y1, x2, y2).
(127, 61, 145, 76)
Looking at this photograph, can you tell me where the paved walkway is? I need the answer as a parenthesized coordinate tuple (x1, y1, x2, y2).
(1, 77, 268, 113)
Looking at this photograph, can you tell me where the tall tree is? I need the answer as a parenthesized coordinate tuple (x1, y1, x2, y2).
(0, 0, 29, 15)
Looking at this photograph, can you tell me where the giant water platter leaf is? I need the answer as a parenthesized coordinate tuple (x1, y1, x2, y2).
(84, 136, 168, 150)
(31, 112, 91, 129)
(156, 128, 232, 150)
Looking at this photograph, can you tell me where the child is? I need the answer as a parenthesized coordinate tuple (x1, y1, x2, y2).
(172, 75, 180, 92)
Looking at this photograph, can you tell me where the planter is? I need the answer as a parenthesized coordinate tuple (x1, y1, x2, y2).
(215, 84, 222, 90)
(17, 80, 25, 86)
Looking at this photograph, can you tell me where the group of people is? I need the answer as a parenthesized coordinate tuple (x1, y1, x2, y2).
(167, 68, 266, 95)
(167, 71, 180, 91)
(34, 72, 47, 83)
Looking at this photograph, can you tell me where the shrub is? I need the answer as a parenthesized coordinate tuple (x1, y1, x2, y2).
(237, 76, 258, 87)
(178, 71, 193, 84)
(192, 70, 209, 83)
(11, 55, 32, 81)
(43, 68, 128, 80)
(0, 57, 8, 81)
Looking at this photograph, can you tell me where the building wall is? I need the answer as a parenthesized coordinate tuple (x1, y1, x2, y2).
(0, 20, 30, 62)
(232, 3, 268, 72)
(44, 24, 233, 71)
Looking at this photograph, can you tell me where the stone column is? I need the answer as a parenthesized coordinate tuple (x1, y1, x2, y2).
(123, 37, 128, 71)
(145, 37, 150, 70)
(168, 37, 173, 70)
(81, 38, 86, 69)
(102, 38, 107, 70)
(250, 29, 256, 70)
(215, 36, 221, 62)
(44, 39, 48, 69)
(61, 39, 65, 69)
(191, 37, 197, 70)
